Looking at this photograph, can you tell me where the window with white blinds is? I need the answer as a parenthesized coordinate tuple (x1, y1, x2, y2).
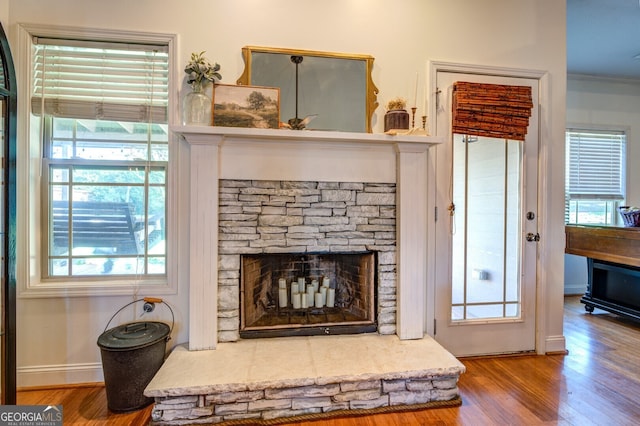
(32, 36, 170, 279)
(32, 38, 168, 123)
(565, 129, 626, 225)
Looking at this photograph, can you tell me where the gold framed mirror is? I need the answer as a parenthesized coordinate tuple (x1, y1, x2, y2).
(237, 46, 378, 133)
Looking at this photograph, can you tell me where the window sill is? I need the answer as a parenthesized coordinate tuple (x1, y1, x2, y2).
(19, 277, 176, 299)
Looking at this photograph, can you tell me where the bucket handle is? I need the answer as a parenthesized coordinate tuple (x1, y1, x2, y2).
(104, 297, 175, 340)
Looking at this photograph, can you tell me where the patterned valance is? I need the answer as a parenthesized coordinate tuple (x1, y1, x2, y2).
(452, 81, 533, 141)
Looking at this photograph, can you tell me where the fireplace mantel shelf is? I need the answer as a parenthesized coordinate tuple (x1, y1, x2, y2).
(171, 125, 444, 146)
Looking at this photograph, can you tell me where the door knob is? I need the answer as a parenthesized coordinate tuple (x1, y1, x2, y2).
(526, 232, 540, 242)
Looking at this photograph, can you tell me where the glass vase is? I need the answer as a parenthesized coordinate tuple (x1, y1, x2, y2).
(182, 83, 212, 126)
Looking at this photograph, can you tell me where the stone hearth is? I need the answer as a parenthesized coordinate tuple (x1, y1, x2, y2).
(146, 334, 465, 424)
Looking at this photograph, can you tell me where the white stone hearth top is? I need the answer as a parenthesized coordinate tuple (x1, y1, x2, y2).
(145, 334, 465, 397)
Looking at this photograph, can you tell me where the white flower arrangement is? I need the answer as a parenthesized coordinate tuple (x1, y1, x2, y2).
(184, 51, 222, 89)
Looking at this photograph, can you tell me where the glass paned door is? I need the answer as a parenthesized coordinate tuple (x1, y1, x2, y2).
(434, 70, 538, 356)
(451, 134, 523, 321)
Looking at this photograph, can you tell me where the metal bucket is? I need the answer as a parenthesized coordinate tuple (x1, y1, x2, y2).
(97, 298, 173, 412)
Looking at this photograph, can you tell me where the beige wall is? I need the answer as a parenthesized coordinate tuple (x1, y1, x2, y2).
(6, 0, 567, 386)
(567, 75, 640, 205)
(564, 75, 640, 295)
(0, 1, 7, 25)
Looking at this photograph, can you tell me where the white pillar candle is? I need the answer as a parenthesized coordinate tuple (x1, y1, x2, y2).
(322, 277, 330, 288)
(291, 283, 299, 300)
(413, 71, 419, 108)
(326, 288, 336, 308)
(278, 278, 286, 289)
(314, 292, 324, 308)
(301, 294, 308, 309)
(423, 83, 428, 118)
(292, 292, 301, 309)
(320, 286, 328, 305)
(278, 288, 288, 308)
(312, 279, 319, 293)
(307, 284, 315, 306)
(298, 277, 305, 288)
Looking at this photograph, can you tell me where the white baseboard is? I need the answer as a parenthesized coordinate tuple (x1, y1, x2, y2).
(18, 363, 104, 388)
(545, 335, 567, 354)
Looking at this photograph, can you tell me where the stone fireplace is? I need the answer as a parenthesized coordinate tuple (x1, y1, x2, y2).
(177, 127, 440, 349)
(144, 127, 466, 425)
(218, 178, 397, 342)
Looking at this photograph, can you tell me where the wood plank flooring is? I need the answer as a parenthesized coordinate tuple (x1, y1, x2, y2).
(16, 384, 153, 425)
(17, 296, 640, 425)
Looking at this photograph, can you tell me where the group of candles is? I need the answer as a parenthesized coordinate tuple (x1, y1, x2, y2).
(277, 277, 336, 309)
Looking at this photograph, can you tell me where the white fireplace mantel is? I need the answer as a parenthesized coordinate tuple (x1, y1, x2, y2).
(172, 125, 443, 350)
(172, 125, 443, 145)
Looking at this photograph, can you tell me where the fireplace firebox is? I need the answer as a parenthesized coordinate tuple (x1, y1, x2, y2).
(240, 252, 376, 338)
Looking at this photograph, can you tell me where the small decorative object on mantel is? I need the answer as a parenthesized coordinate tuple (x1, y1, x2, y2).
(212, 84, 280, 129)
(182, 51, 222, 126)
(384, 97, 410, 133)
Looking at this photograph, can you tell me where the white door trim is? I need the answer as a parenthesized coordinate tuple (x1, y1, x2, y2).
(426, 60, 558, 355)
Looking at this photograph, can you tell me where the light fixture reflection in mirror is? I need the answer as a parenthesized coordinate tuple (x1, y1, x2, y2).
(237, 46, 378, 133)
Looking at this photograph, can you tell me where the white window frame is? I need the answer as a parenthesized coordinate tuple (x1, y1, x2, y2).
(16, 24, 180, 297)
(565, 125, 628, 226)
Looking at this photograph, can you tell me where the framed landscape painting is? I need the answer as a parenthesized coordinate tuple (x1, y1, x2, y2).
(212, 84, 280, 129)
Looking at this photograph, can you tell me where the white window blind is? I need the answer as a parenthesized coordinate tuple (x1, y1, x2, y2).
(566, 129, 626, 200)
(31, 37, 169, 123)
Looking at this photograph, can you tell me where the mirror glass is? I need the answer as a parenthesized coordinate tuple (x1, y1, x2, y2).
(237, 46, 378, 133)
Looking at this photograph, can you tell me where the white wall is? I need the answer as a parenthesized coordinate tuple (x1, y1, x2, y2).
(564, 75, 640, 295)
(6, 0, 567, 386)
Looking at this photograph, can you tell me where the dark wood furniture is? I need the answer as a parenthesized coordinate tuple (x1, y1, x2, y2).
(565, 225, 640, 320)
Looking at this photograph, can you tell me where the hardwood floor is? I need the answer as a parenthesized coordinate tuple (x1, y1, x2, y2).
(16, 384, 153, 425)
(17, 296, 640, 425)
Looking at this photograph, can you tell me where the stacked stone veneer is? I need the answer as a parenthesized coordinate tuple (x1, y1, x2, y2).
(217, 179, 397, 342)
(151, 374, 460, 425)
